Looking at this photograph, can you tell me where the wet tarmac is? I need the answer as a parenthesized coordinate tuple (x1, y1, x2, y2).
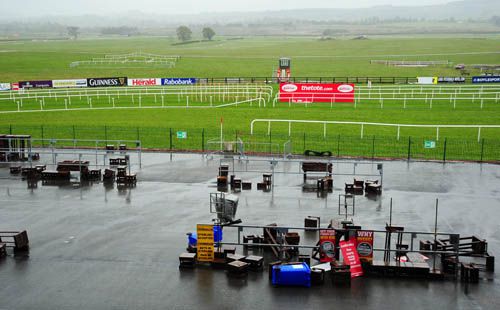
(0, 152, 499, 310)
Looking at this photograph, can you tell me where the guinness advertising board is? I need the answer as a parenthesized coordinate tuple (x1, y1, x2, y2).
(87, 77, 127, 88)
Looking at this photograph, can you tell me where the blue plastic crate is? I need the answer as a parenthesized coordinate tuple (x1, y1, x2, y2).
(272, 262, 311, 287)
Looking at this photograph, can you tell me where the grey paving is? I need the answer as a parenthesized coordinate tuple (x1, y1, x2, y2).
(0, 152, 499, 310)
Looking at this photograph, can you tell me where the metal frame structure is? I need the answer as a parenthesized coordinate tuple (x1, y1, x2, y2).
(0, 138, 142, 169)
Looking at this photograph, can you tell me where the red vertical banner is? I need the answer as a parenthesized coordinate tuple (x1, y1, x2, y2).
(339, 240, 364, 278)
(356, 230, 374, 264)
(319, 229, 336, 263)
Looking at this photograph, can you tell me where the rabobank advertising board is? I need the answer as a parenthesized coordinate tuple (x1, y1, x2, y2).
(87, 77, 127, 88)
(161, 78, 197, 86)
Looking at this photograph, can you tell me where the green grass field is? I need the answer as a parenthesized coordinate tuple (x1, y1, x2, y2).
(0, 36, 499, 161)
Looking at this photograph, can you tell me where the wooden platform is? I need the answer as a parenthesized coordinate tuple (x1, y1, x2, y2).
(367, 260, 435, 278)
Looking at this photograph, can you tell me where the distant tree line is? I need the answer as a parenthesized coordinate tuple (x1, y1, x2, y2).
(176, 26, 216, 42)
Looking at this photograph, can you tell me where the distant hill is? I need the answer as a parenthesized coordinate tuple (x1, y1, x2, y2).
(1, 0, 499, 27)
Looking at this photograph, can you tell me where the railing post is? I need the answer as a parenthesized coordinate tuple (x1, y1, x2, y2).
(136, 127, 140, 141)
(41, 125, 44, 147)
(202, 128, 205, 152)
(480, 138, 485, 163)
(269, 130, 272, 154)
(407, 136, 411, 161)
(169, 128, 173, 150)
(337, 134, 341, 157)
(372, 135, 375, 160)
(443, 138, 447, 163)
(303, 132, 306, 152)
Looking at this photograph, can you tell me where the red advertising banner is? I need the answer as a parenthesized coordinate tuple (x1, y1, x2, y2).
(319, 229, 336, 263)
(279, 83, 355, 103)
(356, 230, 374, 263)
(339, 240, 364, 278)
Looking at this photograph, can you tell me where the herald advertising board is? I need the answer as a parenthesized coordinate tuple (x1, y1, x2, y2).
(19, 80, 53, 89)
(339, 240, 364, 278)
(127, 78, 161, 87)
(161, 78, 197, 86)
(472, 76, 500, 84)
(279, 83, 355, 103)
(11, 83, 19, 91)
(319, 229, 336, 263)
(356, 230, 374, 263)
(87, 77, 127, 88)
(52, 79, 88, 88)
(0, 83, 11, 91)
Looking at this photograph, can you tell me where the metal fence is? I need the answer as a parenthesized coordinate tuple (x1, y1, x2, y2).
(1, 124, 499, 163)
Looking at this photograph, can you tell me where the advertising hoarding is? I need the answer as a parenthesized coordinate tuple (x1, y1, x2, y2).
(0, 83, 11, 91)
(127, 78, 161, 86)
(356, 230, 374, 263)
(161, 78, 197, 86)
(19, 80, 53, 88)
(437, 77, 465, 83)
(52, 79, 88, 88)
(87, 77, 127, 88)
(319, 229, 336, 263)
(279, 83, 355, 103)
(196, 224, 214, 262)
(417, 77, 438, 85)
(339, 240, 364, 278)
(472, 76, 500, 83)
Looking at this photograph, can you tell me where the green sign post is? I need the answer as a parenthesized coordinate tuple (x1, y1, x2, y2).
(177, 131, 187, 139)
(424, 140, 436, 149)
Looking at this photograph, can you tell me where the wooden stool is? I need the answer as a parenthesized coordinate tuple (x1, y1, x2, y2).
(223, 247, 236, 255)
(227, 260, 249, 276)
(244, 255, 264, 270)
(226, 253, 246, 262)
(179, 252, 197, 268)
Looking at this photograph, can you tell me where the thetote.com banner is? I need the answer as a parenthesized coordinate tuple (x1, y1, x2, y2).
(279, 83, 355, 103)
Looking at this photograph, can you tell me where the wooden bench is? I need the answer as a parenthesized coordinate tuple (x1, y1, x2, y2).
(9, 166, 21, 174)
(302, 162, 333, 181)
(0, 230, 29, 252)
(366, 183, 382, 194)
(0, 242, 6, 258)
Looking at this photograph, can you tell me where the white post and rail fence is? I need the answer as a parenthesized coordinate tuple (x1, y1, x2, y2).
(250, 119, 500, 142)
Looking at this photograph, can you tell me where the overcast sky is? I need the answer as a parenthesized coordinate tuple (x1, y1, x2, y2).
(2, 0, 454, 16)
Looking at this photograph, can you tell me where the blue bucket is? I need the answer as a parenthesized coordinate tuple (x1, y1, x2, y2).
(213, 225, 223, 242)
